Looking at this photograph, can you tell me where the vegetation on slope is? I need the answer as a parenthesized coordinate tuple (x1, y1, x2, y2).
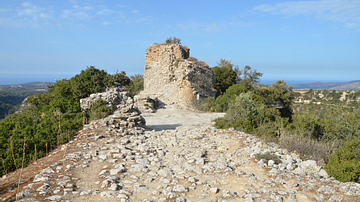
(199, 59, 360, 183)
(0, 82, 51, 120)
(126, 74, 144, 98)
(0, 91, 34, 120)
(0, 66, 131, 176)
(293, 89, 360, 111)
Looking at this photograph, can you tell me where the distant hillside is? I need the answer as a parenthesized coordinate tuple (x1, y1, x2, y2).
(20, 81, 52, 86)
(291, 80, 360, 90)
(0, 82, 51, 120)
(0, 81, 51, 91)
(330, 81, 360, 90)
(293, 89, 360, 108)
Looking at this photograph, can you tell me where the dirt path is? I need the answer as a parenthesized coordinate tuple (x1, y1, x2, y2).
(143, 109, 225, 131)
(1, 109, 359, 202)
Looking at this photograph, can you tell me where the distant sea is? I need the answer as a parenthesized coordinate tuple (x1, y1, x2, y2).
(0, 74, 353, 86)
(0, 74, 75, 85)
(259, 79, 352, 86)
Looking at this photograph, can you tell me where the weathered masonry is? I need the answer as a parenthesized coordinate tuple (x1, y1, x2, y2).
(136, 43, 216, 111)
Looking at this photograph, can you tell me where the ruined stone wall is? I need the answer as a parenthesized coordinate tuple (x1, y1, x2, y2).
(139, 43, 215, 110)
(80, 83, 146, 128)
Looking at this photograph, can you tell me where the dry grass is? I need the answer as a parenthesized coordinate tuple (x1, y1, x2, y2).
(188, 57, 198, 62)
(187, 57, 209, 67)
(278, 133, 335, 165)
(181, 45, 189, 52)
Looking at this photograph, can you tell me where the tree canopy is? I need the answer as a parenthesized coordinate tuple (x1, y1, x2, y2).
(213, 65, 237, 96)
(0, 66, 130, 176)
(126, 74, 144, 98)
(212, 59, 263, 96)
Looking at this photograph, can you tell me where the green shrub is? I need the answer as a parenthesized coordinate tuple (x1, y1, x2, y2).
(218, 92, 257, 131)
(286, 112, 323, 140)
(213, 66, 237, 96)
(165, 37, 181, 44)
(215, 92, 264, 133)
(253, 114, 286, 138)
(214, 90, 289, 138)
(213, 84, 248, 112)
(254, 152, 281, 164)
(286, 106, 360, 142)
(325, 137, 360, 182)
(196, 97, 216, 111)
(173, 59, 180, 67)
(88, 99, 113, 120)
(320, 107, 360, 142)
(126, 74, 144, 98)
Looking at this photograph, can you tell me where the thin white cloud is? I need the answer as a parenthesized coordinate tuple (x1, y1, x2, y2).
(0, 2, 54, 27)
(177, 21, 227, 34)
(0, 2, 153, 28)
(83, 6, 93, 11)
(0, 8, 8, 13)
(18, 2, 42, 15)
(97, 9, 114, 15)
(0, 17, 23, 27)
(61, 5, 94, 20)
(125, 16, 155, 24)
(69, 0, 77, 4)
(62, 10, 89, 20)
(101, 21, 112, 25)
(176, 16, 255, 35)
(228, 21, 255, 28)
(345, 22, 360, 30)
(17, 2, 52, 20)
(254, 0, 360, 31)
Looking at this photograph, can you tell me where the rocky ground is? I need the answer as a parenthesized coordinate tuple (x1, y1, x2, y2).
(1, 108, 360, 202)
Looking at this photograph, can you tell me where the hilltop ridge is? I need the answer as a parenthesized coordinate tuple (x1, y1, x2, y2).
(290, 80, 360, 90)
(1, 84, 360, 202)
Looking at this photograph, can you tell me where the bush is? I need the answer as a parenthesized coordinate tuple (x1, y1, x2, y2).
(253, 114, 286, 138)
(88, 99, 113, 120)
(320, 107, 360, 142)
(212, 66, 237, 96)
(215, 92, 263, 133)
(286, 107, 360, 142)
(196, 97, 216, 111)
(126, 74, 144, 98)
(286, 112, 323, 140)
(214, 90, 289, 138)
(213, 84, 248, 112)
(325, 137, 360, 182)
(254, 152, 281, 164)
(165, 37, 181, 44)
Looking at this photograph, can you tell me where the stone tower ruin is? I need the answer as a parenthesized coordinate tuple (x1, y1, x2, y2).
(135, 43, 216, 111)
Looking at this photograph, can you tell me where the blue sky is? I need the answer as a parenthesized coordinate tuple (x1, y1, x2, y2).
(0, 0, 359, 85)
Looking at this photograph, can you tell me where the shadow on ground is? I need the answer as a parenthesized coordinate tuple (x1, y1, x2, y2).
(146, 123, 182, 131)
